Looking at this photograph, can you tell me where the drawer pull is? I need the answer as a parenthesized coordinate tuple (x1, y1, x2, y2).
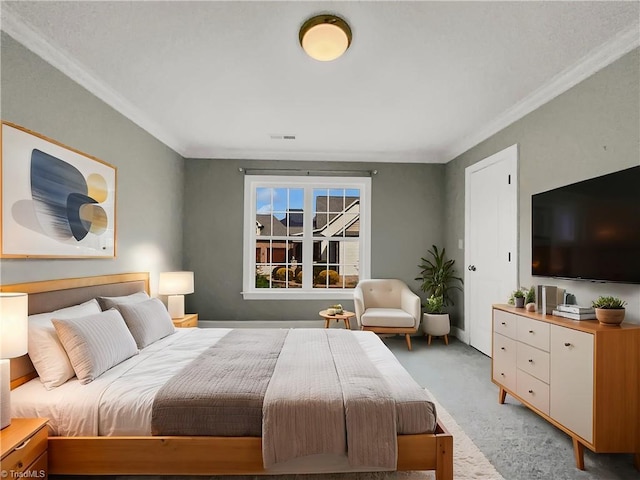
(528, 359, 533, 363)
(501, 347, 505, 350)
(528, 330, 534, 334)
(528, 389, 533, 394)
(500, 373, 505, 377)
(501, 322, 506, 325)
(564, 342, 571, 347)
(14, 438, 31, 450)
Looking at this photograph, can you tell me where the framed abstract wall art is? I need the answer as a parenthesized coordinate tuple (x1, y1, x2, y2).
(1, 122, 117, 258)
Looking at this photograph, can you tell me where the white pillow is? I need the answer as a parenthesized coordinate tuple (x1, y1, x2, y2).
(28, 298, 102, 389)
(97, 291, 149, 311)
(116, 298, 176, 348)
(52, 310, 139, 385)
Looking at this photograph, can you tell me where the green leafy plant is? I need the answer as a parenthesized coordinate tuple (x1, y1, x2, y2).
(525, 286, 535, 304)
(416, 245, 463, 307)
(424, 295, 445, 314)
(592, 296, 626, 309)
(508, 287, 527, 305)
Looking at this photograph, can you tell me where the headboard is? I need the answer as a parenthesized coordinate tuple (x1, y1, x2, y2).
(0, 272, 150, 388)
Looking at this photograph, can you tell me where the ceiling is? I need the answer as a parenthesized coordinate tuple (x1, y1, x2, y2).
(2, 1, 639, 164)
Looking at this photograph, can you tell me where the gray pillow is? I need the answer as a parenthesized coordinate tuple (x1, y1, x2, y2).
(52, 310, 139, 384)
(116, 298, 176, 349)
(97, 291, 149, 311)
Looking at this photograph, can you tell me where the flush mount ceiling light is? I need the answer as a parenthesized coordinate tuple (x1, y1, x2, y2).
(299, 14, 352, 61)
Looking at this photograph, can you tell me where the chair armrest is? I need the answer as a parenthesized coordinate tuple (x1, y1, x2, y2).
(400, 286, 422, 329)
(353, 287, 365, 328)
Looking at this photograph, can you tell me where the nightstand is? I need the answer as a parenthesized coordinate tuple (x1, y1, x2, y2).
(0, 418, 48, 479)
(172, 313, 198, 328)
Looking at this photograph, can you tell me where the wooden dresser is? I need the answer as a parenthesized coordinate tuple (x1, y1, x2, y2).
(0, 418, 49, 479)
(492, 304, 640, 471)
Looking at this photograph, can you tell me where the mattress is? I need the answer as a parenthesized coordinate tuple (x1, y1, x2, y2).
(12, 328, 436, 438)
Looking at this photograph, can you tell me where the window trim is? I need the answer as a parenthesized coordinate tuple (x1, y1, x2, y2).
(242, 175, 371, 300)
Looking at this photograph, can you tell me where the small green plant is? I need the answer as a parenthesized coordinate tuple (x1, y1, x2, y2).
(424, 295, 445, 314)
(592, 296, 626, 309)
(525, 286, 535, 304)
(508, 288, 527, 305)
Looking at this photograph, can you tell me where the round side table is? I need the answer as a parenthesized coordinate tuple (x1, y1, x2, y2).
(319, 310, 355, 329)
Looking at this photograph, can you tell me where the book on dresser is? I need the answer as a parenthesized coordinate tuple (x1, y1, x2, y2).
(552, 309, 597, 321)
(556, 304, 595, 314)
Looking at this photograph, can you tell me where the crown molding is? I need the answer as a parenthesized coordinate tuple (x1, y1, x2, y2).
(182, 146, 442, 164)
(441, 24, 640, 163)
(1, 6, 188, 156)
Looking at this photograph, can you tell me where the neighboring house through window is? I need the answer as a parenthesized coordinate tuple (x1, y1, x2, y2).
(243, 175, 371, 299)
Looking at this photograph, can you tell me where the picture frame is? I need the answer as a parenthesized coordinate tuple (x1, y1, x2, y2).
(1, 121, 117, 258)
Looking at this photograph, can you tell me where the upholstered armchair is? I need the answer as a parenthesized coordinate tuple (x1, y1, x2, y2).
(353, 279, 421, 351)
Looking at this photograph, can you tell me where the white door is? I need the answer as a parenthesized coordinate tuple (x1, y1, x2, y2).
(465, 145, 518, 356)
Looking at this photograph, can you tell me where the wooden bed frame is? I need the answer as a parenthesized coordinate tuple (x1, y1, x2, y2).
(4, 273, 453, 479)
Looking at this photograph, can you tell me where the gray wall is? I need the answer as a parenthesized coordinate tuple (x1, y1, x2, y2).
(183, 159, 444, 320)
(0, 34, 185, 294)
(445, 48, 640, 330)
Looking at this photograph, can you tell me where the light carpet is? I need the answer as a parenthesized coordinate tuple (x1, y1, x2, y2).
(54, 389, 504, 480)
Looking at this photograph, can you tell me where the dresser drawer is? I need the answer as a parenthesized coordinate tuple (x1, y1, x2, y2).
(517, 316, 550, 352)
(517, 369, 550, 415)
(517, 342, 550, 383)
(26, 451, 48, 479)
(2, 424, 48, 473)
(494, 310, 517, 340)
(492, 333, 517, 392)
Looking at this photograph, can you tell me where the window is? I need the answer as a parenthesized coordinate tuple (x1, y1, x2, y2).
(243, 175, 371, 299)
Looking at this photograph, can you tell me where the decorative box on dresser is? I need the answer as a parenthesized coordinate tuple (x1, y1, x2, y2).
(0, 418, 49, 479)
(492, 304, 640, 471)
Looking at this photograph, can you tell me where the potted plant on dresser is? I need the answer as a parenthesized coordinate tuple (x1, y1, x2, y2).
(416, 245, 463, 344)
(592, 295, 627, 325)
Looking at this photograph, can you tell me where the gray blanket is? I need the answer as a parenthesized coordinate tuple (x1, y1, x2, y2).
(263, 329, 397, 469)
(151, 329, 287, 436)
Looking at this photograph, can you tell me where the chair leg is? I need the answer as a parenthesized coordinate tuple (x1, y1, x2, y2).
(444, 334, 449, 345)
(405, 334, 412, 351)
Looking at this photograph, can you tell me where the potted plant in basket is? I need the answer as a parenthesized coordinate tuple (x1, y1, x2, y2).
(423, 295, 451, 343)
(592, 296, 627, 325)
(416, 245, 463, 342)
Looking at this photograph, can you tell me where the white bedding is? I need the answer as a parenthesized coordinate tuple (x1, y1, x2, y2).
(12, 328, 423, 437)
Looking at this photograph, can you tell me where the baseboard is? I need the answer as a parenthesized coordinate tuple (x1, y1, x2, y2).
(451, 326, 469, 344)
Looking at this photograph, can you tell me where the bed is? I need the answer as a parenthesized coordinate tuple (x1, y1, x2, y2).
(4, 272, 453, 479)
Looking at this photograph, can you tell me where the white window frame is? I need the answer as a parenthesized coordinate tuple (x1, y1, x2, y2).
(242, 175, 371, 300)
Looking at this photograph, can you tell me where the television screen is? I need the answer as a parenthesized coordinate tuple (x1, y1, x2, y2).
(532, 166, 640, 284)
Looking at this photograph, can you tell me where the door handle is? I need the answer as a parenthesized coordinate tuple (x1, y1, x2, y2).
(468, 265, 476, 271)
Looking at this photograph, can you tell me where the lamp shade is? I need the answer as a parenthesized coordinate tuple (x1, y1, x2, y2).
(159, 272, 194, 295)
(299, 14, 352, 62)
(0, 292, 28, 359)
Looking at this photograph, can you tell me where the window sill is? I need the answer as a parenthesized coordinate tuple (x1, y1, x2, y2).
(242, 290, 356, 300)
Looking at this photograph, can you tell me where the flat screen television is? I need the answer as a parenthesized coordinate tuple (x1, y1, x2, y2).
(531, 166, 640, 284)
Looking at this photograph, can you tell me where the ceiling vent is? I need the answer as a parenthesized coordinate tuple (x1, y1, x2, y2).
(270, 134, 296, 140)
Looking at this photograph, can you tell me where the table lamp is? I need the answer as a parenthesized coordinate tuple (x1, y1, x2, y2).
(0, 292, 28, 429)
(158, 271, 194, 318)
